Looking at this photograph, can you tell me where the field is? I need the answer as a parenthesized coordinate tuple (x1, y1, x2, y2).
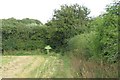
(1, 51, 118, 78)
(1, 52, 73, 78)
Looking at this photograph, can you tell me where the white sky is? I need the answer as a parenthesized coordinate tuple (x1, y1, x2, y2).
(0, 0, 114, 23)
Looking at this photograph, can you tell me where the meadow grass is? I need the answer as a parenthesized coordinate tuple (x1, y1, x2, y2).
(2, 50, 74, 78)
(2, 56, 17, 65)
(68, 51, 118, 78)
(2, 50, 118, 78)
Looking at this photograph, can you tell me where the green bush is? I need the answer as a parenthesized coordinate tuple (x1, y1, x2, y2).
(67, 31, 97, 59)
(2, 18, 49, 51)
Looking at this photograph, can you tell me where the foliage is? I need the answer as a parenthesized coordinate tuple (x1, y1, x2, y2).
(2, 1, 119, 64)
(96, 1, 119, 63)
(2, 18, 52, 51)
(45, 4, 90, 51)
(67, 31, 97, 59)
(67, 1, 119, 63)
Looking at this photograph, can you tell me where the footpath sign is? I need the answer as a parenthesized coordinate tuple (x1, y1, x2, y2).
(44, 45, 52, 54)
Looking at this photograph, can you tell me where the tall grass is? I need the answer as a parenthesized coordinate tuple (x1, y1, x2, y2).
(68, 51, 118, 78)
(67, 32, 118, 78)
(2, 49, 44, 56)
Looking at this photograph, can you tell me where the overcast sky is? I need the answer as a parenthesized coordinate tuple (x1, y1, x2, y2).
(0, 0, 115, 23)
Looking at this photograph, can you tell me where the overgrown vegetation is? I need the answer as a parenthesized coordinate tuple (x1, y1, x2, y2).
(1, 1, 119, 78)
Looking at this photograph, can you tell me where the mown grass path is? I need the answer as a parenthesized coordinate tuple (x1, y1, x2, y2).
(2, 54, 73, 78)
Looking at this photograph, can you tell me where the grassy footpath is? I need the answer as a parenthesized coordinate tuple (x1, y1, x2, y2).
(1, 51, 73, 78)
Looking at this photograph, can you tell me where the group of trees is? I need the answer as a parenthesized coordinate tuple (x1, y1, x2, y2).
(2, 18, 47, 50)
(45, 4, 90, 51)
(2, 1, 119, 63)
(69, 1, 119, 63)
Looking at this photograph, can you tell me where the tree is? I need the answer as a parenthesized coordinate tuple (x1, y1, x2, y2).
(91, 1, 119, 63)
(46, 4, 90, 51)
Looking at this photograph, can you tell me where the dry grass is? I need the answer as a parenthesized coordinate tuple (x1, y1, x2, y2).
(69, 52, 118, 78)
(2, 54, 74, 78)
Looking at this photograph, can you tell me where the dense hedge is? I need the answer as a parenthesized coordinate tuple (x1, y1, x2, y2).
(67, 31, 97, 60)
(3, 27, 42, 50)
(2, 18, 53, 51)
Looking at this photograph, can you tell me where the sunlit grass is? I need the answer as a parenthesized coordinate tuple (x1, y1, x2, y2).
(2, 51, 74, 78)
(2, 56, 17, 65)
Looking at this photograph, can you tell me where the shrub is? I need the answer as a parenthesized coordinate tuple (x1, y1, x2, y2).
(67, 31, 97, 59)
